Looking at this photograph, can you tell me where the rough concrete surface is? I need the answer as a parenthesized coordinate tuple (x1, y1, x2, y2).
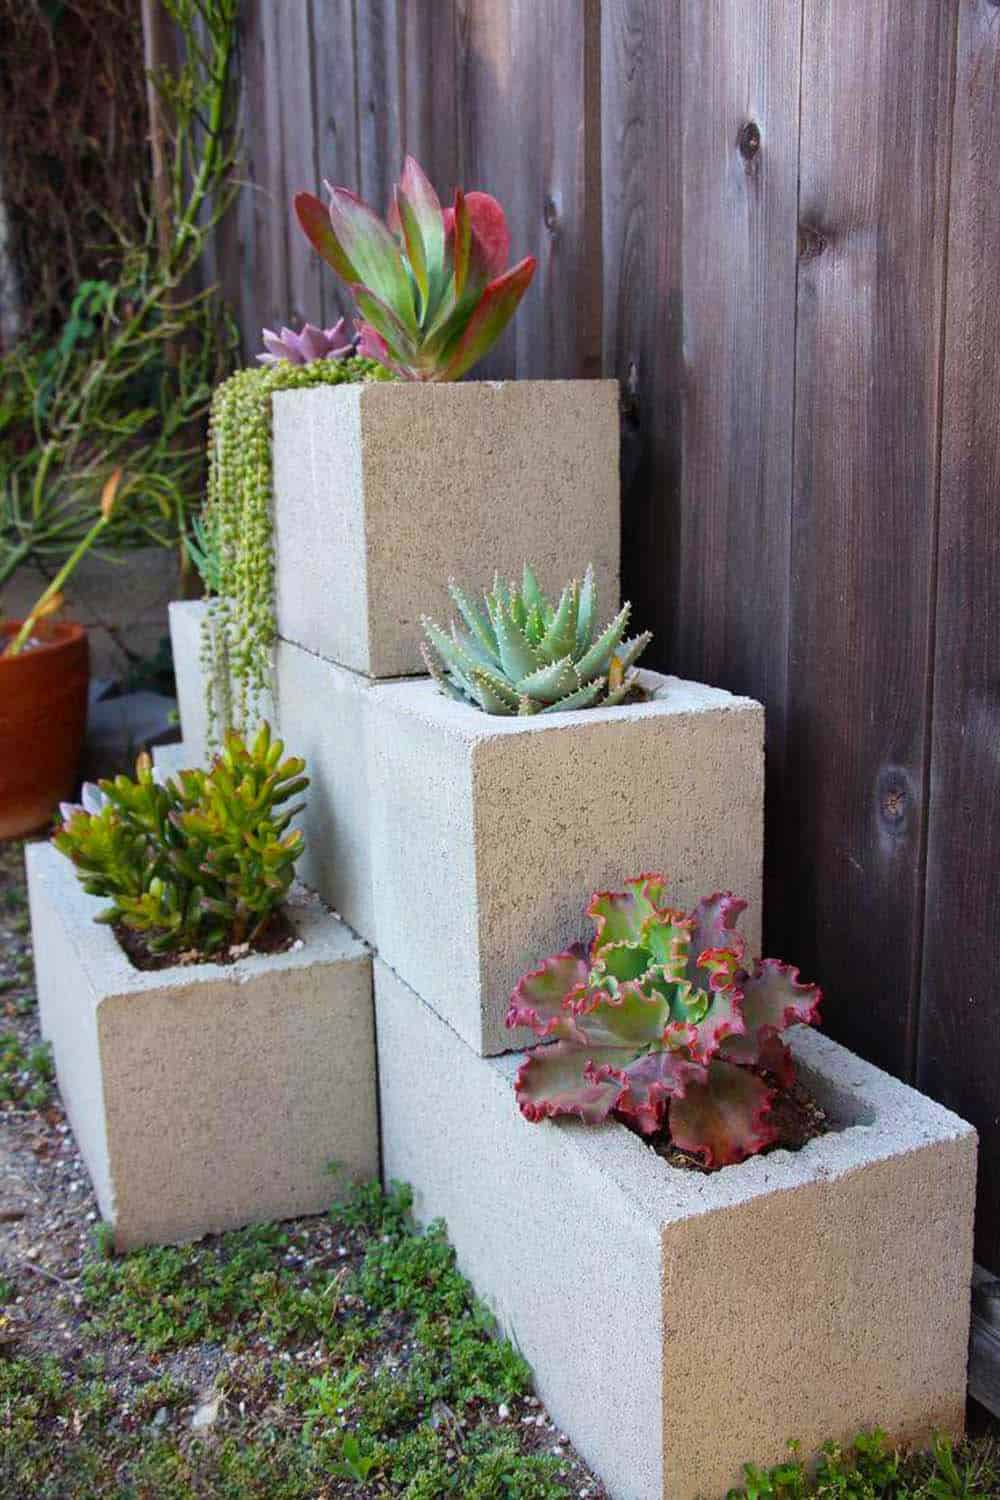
(274, 638, 377, 942)
(272, 380, 621, 678)
(151, 741, 188, 780)
(27, 842, 378, 1250)
(368, 670, 764, 1055)
(375, 959, 977, 1500)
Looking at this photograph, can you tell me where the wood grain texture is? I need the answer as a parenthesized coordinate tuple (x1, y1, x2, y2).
(600, 0, 683, 627)
(671, 4, 802, 929)
(400, 0, 459, 193)
(308, 0, 359, 324)
(245, 0, 291, 338)
(280, 0, 323, 329)
(355, 0, 403, 207)
(784, 0, 957, 1075)
(919, 0, 1000, 1269)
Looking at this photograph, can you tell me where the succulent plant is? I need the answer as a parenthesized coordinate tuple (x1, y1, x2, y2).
(257, 318, 354, 366)
(294, 155, 536, 381)
(507, 874, 822, 1167)
(53, 724, 308, 957)
(420, 564, 652, 715)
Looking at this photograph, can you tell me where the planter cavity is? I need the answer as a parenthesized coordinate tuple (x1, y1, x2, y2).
(376, 958, 977, 1500)
(271, 380, 621, 678)
(27, 842, 377, 1251)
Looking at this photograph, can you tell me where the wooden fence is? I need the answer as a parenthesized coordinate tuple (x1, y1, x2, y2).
(211, 0, 1000, 1268)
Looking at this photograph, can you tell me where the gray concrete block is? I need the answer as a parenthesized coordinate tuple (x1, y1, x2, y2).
(274, 638, 377, 941)
(152, 741, 189, 780)
(368, 669, 764, 1055)
(27, 842, 378, 1250)
(271, 380, 621, 678)
(375, 959, 977, 1500)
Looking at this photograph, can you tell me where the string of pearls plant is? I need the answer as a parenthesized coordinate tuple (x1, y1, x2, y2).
(201, 354, 388, 744)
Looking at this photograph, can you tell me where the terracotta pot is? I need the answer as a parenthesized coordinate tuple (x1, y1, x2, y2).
(0, 622, 89, 839)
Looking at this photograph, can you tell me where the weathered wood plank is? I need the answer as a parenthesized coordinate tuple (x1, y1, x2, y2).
(670, 3, 802, 929)
(785, 0, 957, 1073)
(919, 0, 1000, 1271)
(244, 0, 291, 338)
(308, 0, 360, 325)
(508, 0, 602, 379)
(400, 0, 458, 193)
(355, 0, 404, 208)
(280, 0, 323, 329)
(600, 0, 682, 625)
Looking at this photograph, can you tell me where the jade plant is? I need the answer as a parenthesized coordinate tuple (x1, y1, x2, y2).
(507, 874, 822, 1167)
(421, 564, 652, 715)
(54, 724, 308, 958)
(294, 155, 535, 381)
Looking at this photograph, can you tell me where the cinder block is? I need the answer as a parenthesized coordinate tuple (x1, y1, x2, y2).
(375, 959, 977, 1500)
(368, 670, 764, 1055)
(152, 741, 188, 780)
(27, 842, 378, 1250)
(271, 380, 621, 677)
(168, 600, 275, 764)
(274, 638, 376, 941)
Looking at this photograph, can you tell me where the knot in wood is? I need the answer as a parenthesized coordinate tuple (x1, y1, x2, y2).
(543, 195, 560, 234)
(798, 224, 828, 261)
(738, 121, 761, 163)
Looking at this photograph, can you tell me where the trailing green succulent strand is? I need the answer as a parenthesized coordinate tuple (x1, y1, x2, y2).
(53, 724, 308, 957)
(421, 564, 652, 715)
(202, 356, 389, 743)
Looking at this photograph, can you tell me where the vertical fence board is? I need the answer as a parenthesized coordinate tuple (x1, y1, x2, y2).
(509, 0, 602, 379)
(785, 0, 956, 1072)
(919, 0, 1000, 1270)
(600, 0, 682, 630)
(355, 0, 404, 207)
(309, 0, 360, 324)
(672, 3, 802, 927)
(245, 0, 291, 336)
(280, 0, 323, 328)
(400, 0, 459, 192)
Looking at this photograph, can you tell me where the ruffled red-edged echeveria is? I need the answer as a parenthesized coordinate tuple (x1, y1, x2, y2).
(257, 318, 354, 365)
(293, 155, 536, 381)
(507, 875, 822, 1168)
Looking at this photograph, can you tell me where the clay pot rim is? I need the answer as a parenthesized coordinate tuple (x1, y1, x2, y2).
(0, 619, 87, 664)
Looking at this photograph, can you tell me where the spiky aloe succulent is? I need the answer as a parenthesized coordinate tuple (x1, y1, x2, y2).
(257, 318, 354, 365)
(420, 564, 652, 716)
(294, 155, 535, 381)
(507, 875, 822, 1167)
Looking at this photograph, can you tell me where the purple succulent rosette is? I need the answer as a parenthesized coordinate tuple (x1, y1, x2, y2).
(507, 874, 822, 1168)
(257, 318, 354, 366)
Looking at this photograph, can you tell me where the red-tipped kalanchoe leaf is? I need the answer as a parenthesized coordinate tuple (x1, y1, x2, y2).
(514, 1044, 625, 1125)
(292, 159, 533, 380)
(615, 1050, 708, 1136)
(325, 186, 417, 332)
(294, 192, 354, 281)
(434, 258, 537, 382)
(506, 944, 590, 1036)
(738, 957, 822, 1034)
(668, 1060, 779, 1167)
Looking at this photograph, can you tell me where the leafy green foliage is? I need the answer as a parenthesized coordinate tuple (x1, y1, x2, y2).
(0, 1, 240, 603)
(727, 1430, 1000, 1499)
(0, 1033, 53, 1108)
(295, 155, 536, 381)
(53, 723, 307, 957)
(184, 508, 222, 595)
(422, 563, 652, 715)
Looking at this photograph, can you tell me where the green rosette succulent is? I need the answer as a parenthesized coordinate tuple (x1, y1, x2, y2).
(53, 723, 308, 957)
(420, 564, 652, 715)
(506, 874, 822, 1167)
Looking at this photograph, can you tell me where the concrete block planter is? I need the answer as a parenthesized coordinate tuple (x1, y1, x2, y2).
(368, 669, 764, 1055)
(271, 380, 621, 678)
(27, 841, 378, 1250)
(274, 637, 377, 942)
(376, 959, 977, 1500)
